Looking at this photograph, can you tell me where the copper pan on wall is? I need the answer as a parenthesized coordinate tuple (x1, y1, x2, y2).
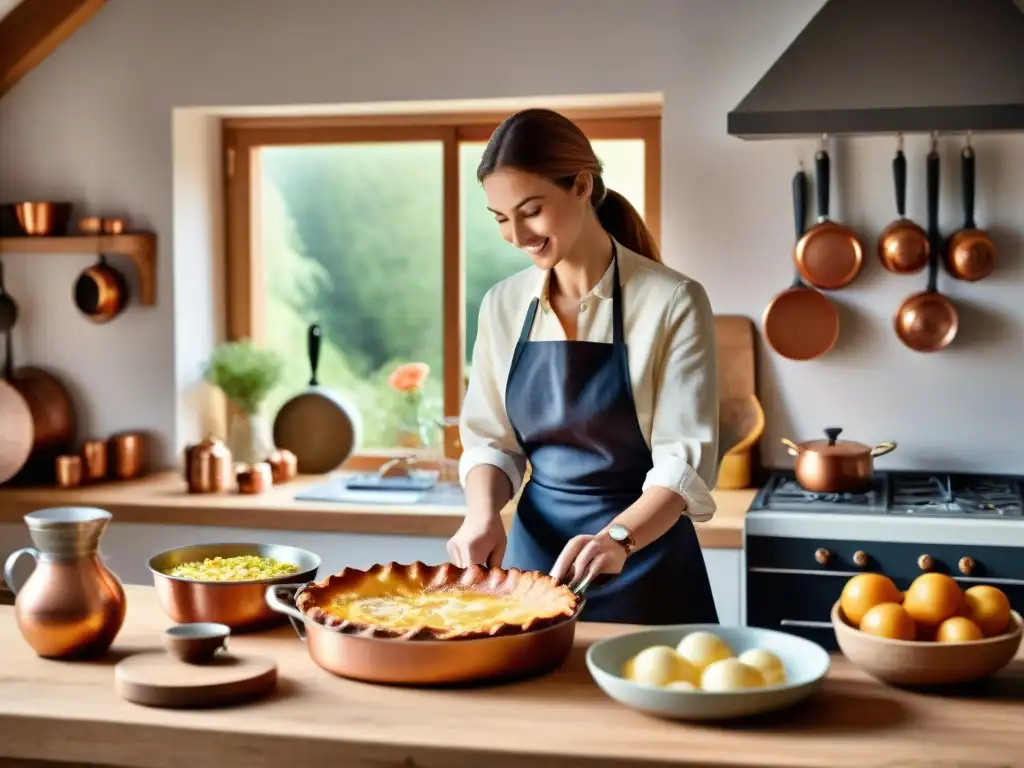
(945, 135, 996, 282)
(763, 169, 839, 362)
(877, 135, 929, 275)
(793, 137, 863, 290)
(895, 136, 959, 353)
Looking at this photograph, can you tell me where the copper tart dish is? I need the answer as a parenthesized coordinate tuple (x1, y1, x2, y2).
(149, 542, 320, 632)
(265, 561, 587, 686)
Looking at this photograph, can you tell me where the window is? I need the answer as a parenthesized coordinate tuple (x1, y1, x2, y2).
(223, 111, 660, 467)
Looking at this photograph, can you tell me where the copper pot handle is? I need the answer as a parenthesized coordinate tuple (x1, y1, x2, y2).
(264, 583, 308, 640)
(3, 547, 39, 595)
(870, 442, 897, 458)
(780, 438, 802, 456)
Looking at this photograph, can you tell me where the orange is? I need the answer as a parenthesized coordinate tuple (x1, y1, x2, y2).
(935, 616, 984, 643)
(902, 573, 963, 628)
(840, 573, 902, 626)
(859, 602, 917, 641)
(963, 585, 1012, 637)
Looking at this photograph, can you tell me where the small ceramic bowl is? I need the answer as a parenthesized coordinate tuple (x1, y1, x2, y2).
(586, 624, 831, 721)
(163, 622, 231, 664)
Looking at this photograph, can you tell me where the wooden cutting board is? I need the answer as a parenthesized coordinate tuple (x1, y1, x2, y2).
(715, 315, 756, 403)
(114, 651, 277, 709)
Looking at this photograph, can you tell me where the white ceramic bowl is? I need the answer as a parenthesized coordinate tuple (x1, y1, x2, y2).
(586, 624, 831, 721)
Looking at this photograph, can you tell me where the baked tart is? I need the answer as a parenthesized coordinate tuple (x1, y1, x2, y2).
(295, 561, 580, 640)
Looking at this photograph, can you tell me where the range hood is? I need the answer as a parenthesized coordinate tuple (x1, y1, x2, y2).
(728, 0, 1024, 138)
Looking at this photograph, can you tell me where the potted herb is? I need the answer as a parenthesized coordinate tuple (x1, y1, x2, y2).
(203, 339, 284, 464)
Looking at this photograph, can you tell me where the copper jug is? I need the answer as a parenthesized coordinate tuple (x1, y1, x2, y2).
(3, 507, 126, 659)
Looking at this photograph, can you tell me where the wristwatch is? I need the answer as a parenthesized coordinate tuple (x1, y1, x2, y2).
(606, 524, 636, 556)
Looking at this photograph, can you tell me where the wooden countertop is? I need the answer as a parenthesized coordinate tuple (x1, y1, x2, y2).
(1, 586, 1022, 768)
(0, 471, 753, 547)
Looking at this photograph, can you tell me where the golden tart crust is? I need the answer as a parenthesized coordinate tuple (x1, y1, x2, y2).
(295, 561, 580, 640)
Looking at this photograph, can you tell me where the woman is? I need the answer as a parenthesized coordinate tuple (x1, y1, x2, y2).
(447, 108, 720, 625)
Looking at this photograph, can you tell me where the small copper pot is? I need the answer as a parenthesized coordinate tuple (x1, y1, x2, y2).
(236, 462, 272, 494)
(110, 432, 145, 479)
(184, 437, 233, 493)
(81, 440, 108, 482)
(781, 427, 897, 494)
(73, 255, 128, 323)
(266, 448, 298, 484)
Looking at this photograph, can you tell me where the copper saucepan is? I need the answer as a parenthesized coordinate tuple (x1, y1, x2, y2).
(878, 137, 929, 274)
(895, 138, 959, 353)
(73, 255, 128, 323)
(762, 169, 839, 361)
(781, 427, 897, 494)
(794, 138, 864, 290)
(265, 566, 591, 686)
(945, 136, 996, 282)
(148, 542, 321, 632)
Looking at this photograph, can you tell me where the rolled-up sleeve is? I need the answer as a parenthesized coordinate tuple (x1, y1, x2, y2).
(641, 279, 720, 522)
(458, 289, 528, 492)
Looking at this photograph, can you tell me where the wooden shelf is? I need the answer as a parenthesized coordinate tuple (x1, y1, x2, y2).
(0, 233, 157, 306)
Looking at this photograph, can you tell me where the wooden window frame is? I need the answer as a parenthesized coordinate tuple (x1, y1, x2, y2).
(222, 109, 661, 472)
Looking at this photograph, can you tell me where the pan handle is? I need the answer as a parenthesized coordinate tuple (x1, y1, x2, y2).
(265, 583, 308, 641)
(815, 148, 830, 222)
(893, 149, 908, 218)
(961, 143, 976, 230)
(307, 324, 322, 387)
(926, 145, 941, 293)
(790, 170, 808, 287)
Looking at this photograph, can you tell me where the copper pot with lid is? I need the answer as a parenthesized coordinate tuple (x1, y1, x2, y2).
(781, 428, 897, 494)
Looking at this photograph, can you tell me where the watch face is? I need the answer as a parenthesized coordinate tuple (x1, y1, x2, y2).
(608, 524, 629, 543)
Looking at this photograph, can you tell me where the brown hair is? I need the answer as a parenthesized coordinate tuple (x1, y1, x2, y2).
(476, 108, 661, 262)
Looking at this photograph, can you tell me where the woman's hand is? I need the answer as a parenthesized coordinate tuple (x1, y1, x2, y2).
(446, 511, 507, 568)
(550, 533, 627, 589)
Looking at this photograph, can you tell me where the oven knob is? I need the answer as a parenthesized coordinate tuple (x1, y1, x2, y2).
(853, 550, 869, 567)
(814, 548, 831, 565)
(958, 556, 975, 576)
(917, 554, 933, 571)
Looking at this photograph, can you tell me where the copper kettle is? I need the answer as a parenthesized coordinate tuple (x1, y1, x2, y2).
(3, 507, 126, 659)
(781, 427, 897, 494)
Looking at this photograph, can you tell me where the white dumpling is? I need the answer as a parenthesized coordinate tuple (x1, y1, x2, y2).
(625, 645, 699, 687)
(700, 658, 766, 692)
(676, 631, 734, 670)
(737, 648, 787, 686)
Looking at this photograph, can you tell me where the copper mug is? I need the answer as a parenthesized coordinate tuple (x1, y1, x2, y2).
(3, 507, 126, 659)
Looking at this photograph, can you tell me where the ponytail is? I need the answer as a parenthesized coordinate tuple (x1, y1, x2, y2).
(596, 187, 661, 263)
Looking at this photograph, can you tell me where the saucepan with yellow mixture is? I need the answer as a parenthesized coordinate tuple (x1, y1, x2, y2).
(148, 542, 321, 631)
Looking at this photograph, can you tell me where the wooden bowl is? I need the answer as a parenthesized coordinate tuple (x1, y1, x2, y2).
(831, 601, 1022, 686)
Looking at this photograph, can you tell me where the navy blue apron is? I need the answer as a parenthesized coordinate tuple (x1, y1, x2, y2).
(503, 245, 719, 625)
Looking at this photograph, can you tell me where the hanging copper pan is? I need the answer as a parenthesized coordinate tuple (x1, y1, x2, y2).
(895, 138, 958, 353)
(763, 169, 839, 361)
(878, 136, 929, 274)
(945, 135, 996, 282)
(794, 138, 863, 290)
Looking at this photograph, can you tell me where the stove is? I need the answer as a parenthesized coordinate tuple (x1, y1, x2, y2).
(750, 471, 1024, 518)
(743, 470, 1024, 650)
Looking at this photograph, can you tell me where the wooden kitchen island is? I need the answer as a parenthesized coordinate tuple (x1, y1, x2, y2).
(1, 587, 1022, 768)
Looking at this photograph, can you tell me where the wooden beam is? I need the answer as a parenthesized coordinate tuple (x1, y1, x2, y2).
(0, 0, 107, 100)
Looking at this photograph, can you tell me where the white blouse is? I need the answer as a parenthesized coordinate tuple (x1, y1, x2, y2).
(458, 241, 720, 522)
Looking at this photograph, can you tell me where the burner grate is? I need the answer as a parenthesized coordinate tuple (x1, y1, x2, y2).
(752, 471, 1024, 519)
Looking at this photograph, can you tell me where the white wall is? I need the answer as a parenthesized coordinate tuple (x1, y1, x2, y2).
(0, 0, 1022, 473)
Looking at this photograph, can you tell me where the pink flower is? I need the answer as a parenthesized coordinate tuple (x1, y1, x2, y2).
(388, 362, 430, 393)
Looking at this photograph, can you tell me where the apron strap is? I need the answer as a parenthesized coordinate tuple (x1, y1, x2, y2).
(611, 243, 625, 346)
(509, 297, 540, 376)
